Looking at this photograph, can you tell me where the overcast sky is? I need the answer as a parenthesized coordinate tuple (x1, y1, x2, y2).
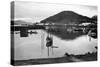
(13, 1, 97, 23)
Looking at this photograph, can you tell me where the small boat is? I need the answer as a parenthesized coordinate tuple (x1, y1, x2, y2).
(28, 31, 38, 34)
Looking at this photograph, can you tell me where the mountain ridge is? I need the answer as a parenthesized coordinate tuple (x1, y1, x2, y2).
(41, 11, 92, 24)
(11, 20, 33, 25)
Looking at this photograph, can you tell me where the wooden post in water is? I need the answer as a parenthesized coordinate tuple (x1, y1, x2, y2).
(88, 30, 91, 42)
(48, 47, 49, 57)
(41, 30, 45, 55)
(51, 46, 54, 55)
(46, 23, 54, 57)
(89, 36, 91, 41)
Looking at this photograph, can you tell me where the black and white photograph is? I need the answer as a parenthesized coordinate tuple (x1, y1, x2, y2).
(11, 1, 98, 66)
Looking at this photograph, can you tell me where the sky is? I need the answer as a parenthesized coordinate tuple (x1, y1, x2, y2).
(13, 1, 97, 23)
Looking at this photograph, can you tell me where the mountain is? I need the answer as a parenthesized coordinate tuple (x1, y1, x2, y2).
(91, 15, 97, 22)
(11, 20, 33, 25)
(40, 11, 92, 40)
(41, 11, 91, 24)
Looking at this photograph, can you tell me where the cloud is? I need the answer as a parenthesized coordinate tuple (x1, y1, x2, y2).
(14, 1, 97, 22)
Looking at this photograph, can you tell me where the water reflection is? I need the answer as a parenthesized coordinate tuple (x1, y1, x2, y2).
(46, 29, 86, 40)
(14, 29, 97, 60)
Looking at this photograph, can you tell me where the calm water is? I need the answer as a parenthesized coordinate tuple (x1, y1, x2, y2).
(14, 30, 97, 60)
